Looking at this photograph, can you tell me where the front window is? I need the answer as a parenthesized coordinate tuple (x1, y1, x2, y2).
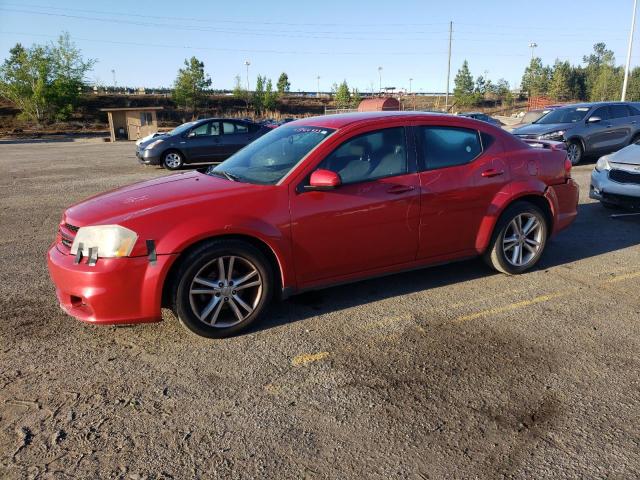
(168, 121, 197, 136)
(535, 107, 590, 124)
(208, 125, 335, 184)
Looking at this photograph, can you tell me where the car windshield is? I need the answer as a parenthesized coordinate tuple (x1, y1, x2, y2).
(207, 125, 335, 184)
(534, 107, 590, 124)
(168, 121, 197, 136)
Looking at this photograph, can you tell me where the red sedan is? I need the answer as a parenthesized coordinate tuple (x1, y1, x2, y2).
(48, 112, 579, 338)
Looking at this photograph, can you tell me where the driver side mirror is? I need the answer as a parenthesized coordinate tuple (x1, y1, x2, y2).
(306, 169, 341, 190)
(587, 116, 601, 124)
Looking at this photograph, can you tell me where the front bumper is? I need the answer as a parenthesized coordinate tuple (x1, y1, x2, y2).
(136, 148, 162, 165)
(47, 245, 176, 325)
(590, 169, 640, 208)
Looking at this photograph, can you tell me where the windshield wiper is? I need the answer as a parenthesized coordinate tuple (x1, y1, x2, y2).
(209, 169, 240, 182)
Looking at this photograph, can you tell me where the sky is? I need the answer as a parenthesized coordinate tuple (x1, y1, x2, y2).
(0, 0, 637, 93)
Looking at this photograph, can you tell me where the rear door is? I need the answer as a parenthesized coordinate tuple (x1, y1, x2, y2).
(220, 121, 254, 159)
(609, 104, 634, 148)
(415, 124, 508, 259)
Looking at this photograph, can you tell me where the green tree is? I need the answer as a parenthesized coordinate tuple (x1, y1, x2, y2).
(264, 78, 277, 111)
(521, 57, 551, 97)
(333, 80, 351, 108)
(0, 33, 94, 123)
(549, 60, 572, 101)
(453, 60, 475, 107)
(351, 88, 362, 108)
(232, 74, 245, 98)
(583, 43, 615, 100)
(276, 72, 290, 95)
(48, 32, 95, 121)
(591, 65, 623, 101)
(173, 56, 212, 119)
(625, 66, 640, 101)
(253, 75, 265, 115)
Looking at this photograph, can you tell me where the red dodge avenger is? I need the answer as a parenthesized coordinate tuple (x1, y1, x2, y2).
(48, 112, 579, 338)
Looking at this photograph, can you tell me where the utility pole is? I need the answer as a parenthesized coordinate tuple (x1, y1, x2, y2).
(622, 0, 638, 101)
(316, 75, 320, 97)
(378, 66, 383, 94)
(445, 21, 452, 112)
(409, 78, 413, 94)
(528, 42, 538, 60)
(111, 69, 117, 90)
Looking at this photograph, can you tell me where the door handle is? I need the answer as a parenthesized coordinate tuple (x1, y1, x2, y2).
(481, 169, 504, 178)
(386, 185, 415, 194)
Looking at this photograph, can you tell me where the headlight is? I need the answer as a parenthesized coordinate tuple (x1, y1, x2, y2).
(538, 130, 565, 141)
(595, 155, 611, 172)
(146, 139, 164, 149)
(70, 225, 138, 258)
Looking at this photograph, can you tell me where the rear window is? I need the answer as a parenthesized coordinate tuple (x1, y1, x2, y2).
(610, 104, 630, 118)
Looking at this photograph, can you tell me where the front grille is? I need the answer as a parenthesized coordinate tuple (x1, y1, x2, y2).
(58, 223, 79, 251)
(609, 169, 640, 185)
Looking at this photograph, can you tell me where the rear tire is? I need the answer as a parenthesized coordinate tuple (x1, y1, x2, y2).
(484, 202, 549, 275)
(172, 240, 273, 338)
(566, 140, 583, 165)
(162, 150, 184, 170)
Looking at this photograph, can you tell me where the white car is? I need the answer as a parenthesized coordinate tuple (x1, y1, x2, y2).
(590, 141, 640, 209)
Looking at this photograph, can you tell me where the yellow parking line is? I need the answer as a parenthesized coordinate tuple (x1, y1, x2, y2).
(292, 351, 329, 367)
(605, 271, 640, 283)
(454, 292, 568, 323)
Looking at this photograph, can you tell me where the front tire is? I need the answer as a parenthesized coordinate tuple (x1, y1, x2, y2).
(163, 150, 184, 170)
(566, 140, 583, 165)
(172, 240, 273, 338)
(484, 202, 548, 275)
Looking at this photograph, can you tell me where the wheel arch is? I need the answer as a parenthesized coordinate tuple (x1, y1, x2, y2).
(475, 189, 554, 254)
(566, 135, 585, 152)
(161, 233, 285, 308)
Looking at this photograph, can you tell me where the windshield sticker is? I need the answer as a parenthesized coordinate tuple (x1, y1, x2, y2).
(576, 108, 590, 111)
(294, 127, 329, 134)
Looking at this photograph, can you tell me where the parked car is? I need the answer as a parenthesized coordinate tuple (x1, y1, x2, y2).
(458, 112, 501, 126)
(136, 118, 271, 170)
(135, 131, 165, 147)
(504, 106, 562, 132)
(48, 112, 578, 338)
(590, 140, 640, 209)
(512, 102, 640, 165)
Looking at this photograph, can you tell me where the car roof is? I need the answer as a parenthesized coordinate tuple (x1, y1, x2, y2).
(555, 101, 632, 110)
(288, 111, 453, 129)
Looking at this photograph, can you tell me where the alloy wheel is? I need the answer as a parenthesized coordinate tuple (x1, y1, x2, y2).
(567, 144, 580, 164)
(502, 213, 544, 267)
(188, 255, 263, 328)
(164, 152, 182, 169)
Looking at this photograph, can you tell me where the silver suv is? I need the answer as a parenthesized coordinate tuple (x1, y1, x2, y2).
(512, 102, 640, 164)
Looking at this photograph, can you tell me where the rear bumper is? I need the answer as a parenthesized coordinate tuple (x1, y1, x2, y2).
(47, 245, 176, 325)
(546, 178, 579, 234)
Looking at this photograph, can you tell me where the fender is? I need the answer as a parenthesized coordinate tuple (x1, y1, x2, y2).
(474, 179, 553, 253)
(156, 214, 294, 291)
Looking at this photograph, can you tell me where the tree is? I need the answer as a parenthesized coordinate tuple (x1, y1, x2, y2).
(264, 78, 277, 111)
(521, 57, 551, 97)
(333, 80, 351, 108)
(625, 66, 640, 101)
(549, 60, 572, 101)
(494, 78, 513, 105)
(351, 88, 362, 108)
(253, 75, 265, 115)
(0, 33, 94, 123)
(583, 43, 615, 100)
(276, 72, 290, 95)
(474, 75, 487, 96)
(173, 57, 212, 119)
(453, 60, 475, 107)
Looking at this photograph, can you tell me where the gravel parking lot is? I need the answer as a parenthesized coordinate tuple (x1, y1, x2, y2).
(0, 140, 639, 479)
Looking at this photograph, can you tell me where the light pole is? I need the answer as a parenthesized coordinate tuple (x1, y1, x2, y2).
(409, 78, 415, 110)
(378, 66, 383, 94)
(409, 78, 413, 94)
(622, 0, 638, 101)
(316, 75, 320, 97)
(528, 42, 538, 60)
(244, 60, 251, 92)
(111, 69, 117, 89)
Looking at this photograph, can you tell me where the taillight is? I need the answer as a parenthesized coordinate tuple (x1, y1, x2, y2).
(564, 157, 572, 179)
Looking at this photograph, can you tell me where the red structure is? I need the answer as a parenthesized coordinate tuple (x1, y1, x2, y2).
(358, 97, 400, 112)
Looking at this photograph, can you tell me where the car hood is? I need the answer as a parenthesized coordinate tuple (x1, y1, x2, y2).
(512, 122, 573, 136)
(65, 170, 260, 226)
(137, 133, 169, 149)
(609, 142, 640, 165)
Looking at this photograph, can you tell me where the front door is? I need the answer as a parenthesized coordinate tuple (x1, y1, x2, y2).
(585, 106, 615, 152)
(415, 124, 508, 259)
(184, 121, 222, 161)
(290, 126, 420, 286)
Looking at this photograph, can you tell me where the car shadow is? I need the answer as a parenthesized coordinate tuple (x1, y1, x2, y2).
(248, 201, 639, 335)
